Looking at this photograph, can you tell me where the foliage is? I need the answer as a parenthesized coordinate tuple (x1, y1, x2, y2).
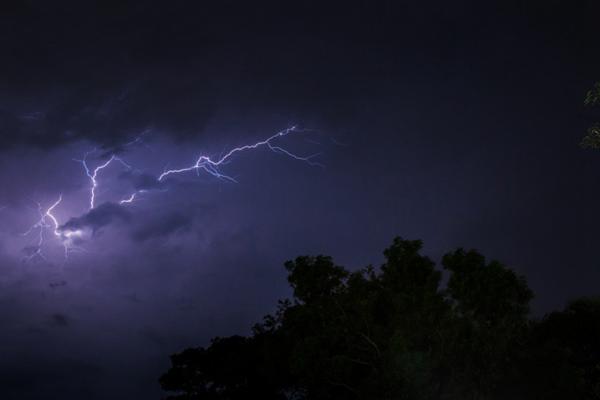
(160, 237, 600, 400)
(580, 82, 600, 148)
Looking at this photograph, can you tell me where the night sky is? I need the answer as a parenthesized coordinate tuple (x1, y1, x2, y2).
(1, 1, 600, 398)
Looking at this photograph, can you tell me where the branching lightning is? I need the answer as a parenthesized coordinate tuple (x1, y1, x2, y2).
(116, 126, 321, 207)
(22, 195, 83, 263)
(76, 151, 132, 210)
(157, 126, 322, 183)
(23, 126, 321, 263)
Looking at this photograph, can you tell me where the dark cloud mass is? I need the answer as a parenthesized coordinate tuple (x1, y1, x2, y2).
(0, 77, 217, 150)
(1, 1, 600, 399)
(131, 212, 193, 242)
(118, 171, 162, 191)
(60, 203, 131, 234)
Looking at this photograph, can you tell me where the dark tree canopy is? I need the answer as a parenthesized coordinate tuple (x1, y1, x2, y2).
(160, 237, 600, 400)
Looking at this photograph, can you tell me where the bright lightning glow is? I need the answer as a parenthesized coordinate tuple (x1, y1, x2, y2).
(119, 190, 148, 205)
(116, 126, 321, 207)
(119, 193, 137, 205)
(157, 126, 322, 182)
(44, 194, 63, 236)
(22, 195, 83, 263)
(23, 126, 321, 264)
(76, 151, 132, 210)
(22, 202, 50, 262)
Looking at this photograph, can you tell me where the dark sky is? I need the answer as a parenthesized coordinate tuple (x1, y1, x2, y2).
(1, 1, 600, 398)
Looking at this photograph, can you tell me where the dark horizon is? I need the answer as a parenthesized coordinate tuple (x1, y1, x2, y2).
(1, 1, 600, 398)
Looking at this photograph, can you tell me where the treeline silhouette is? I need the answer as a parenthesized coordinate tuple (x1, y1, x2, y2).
(160, 237, 600, 399)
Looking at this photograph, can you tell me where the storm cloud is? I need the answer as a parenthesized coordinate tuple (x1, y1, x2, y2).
(1, 1, 600, 400)
(0, 77, 217, 151)
(131, 212, 193, 243)
(60, 203, 131, 234)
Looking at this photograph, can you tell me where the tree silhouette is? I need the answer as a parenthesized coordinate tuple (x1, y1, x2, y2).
(160, 237, 600, 400)
(523, 297, 600, 399)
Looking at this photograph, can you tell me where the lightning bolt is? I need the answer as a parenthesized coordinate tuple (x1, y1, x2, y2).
(22, 195, 83, 263)
(118, 190, 149, 205)
(76, 152, 132, 210)
(116, 126, 321, 206)
(119, 192, 138, 205)
(22, 202, 50, 262)
(23, 126, 321, 263)
(44, 194, 63, 236)
(157, 126, 322, 183)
